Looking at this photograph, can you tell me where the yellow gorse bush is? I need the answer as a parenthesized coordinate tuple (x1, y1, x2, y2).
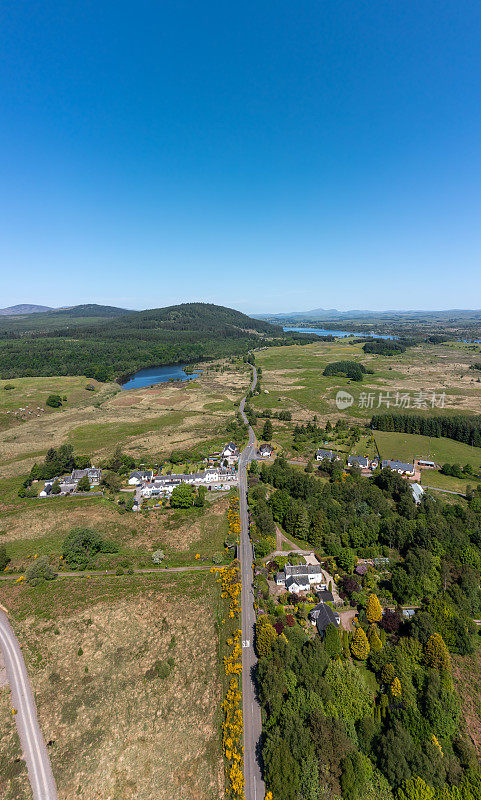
(212, 496, 245, 800)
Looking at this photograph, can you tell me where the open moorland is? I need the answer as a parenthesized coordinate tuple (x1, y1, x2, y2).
(0, 571, 225, 800)
(0, 359, 251, 479)
(253, 338, 481, 422)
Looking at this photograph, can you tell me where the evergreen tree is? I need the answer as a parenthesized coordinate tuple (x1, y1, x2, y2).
(367, 624, 383, 652)
(256, 621, 277, 658)
(262, 419, 273, 442)
(366, 593, 383, 623)
(324, 623, 342, 658)
(351, 626, 370, 660)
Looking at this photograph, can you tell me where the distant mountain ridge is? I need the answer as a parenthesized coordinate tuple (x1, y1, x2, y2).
(0, 304, 53, 315)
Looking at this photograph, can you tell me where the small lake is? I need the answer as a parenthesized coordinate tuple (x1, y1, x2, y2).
(121, 364, 202, 390)
(284, 326, 395, 340)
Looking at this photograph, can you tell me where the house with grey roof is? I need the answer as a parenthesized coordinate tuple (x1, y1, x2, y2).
(277, 563, 326, 593)
(316, 449, 335, 462)
(71, 467, 102, 485)
(309, 602, 341, 636)
(347, 455, 370, 469)
(381, 459, 415, 477)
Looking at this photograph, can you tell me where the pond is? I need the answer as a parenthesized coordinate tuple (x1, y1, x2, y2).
(121, 364, 202, 390)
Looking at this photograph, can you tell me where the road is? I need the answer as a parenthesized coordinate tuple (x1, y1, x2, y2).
(0, 608, 58, 800)
(238, 366, 265, 800)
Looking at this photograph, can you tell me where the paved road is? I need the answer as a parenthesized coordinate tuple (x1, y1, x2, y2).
(0, 608, 58, 800)
(238, 366, 265, 800)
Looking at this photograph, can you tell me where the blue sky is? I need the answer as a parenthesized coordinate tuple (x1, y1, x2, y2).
(1, 0, 480, 313)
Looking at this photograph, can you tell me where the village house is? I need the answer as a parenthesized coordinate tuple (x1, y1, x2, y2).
(259, 444, 273, 458)
(275, 563, 326, 593)
(220, 442, 239, 465)
(316, 449, 338, 462)
(347, 455, 370, 470)
(381, 459, 415, 477)
(139, 467, 237, 497)
(128, 470, 154, 485)
(71, 467, 102, 486)
(309, 602, 341, 636)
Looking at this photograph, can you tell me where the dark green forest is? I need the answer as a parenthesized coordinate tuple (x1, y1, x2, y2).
(250, 457, 481, 800)
(371, 413, 481, 448)
(0, 302, 315, 380)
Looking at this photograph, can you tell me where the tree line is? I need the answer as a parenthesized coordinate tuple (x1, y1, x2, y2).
(371, 413, 481, 448)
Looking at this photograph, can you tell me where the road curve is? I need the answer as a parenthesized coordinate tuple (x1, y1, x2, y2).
(0, 608, 58, 800)
(238, 366, 266, 800)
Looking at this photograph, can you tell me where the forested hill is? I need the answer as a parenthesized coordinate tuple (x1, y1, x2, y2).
(0, 302, 313, 380)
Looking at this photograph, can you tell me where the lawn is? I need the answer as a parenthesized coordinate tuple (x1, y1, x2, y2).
(0, 571, 225, 800)
(373, 430, 481, 469)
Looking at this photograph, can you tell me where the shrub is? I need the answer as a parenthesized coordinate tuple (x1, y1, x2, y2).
(152, 549, 165, 564)
(46, 394, 62, 408)
(76, 475, 90, 492)
(0, 545, 11, 571)
(25, 557, 57, 586)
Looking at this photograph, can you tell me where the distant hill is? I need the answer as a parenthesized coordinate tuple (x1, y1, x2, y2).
(51, 304, 129, 317)
(0, 301, 313, 380)
(0, 304, 53, 316)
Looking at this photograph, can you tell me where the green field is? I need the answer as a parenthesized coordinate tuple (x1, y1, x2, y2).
(373, 430, 481, 469)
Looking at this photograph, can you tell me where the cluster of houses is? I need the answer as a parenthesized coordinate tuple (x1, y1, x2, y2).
(133, 466, 238, 498)
(39, 467, 102, 497)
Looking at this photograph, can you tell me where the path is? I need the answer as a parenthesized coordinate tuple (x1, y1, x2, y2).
(238, 366, 265, 800)
(0, 608, 58, 800)
(0, 564, 214, 581)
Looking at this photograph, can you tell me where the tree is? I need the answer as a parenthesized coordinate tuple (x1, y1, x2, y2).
(256, 621, 277, 657)
(367, 625, 382, 652)
(351, 626, 370, 660)
(62, 526, 119, 569)
(424, 633, 451, 672)
(305, 460, 313, 473)
(396, 776, 435, 800)
(262, 419, 273, 442)
(194, 486, 207, 507)
(0, 545, 11, 571)
(51, 479, 61, 495)
(101, 471, 121, 492)
(170, 483, 195, 508)
(390, 676, 402, 699)
(25, 557, 56, 586)
(366, 593, 383, 624)
(324, 623, 342, 658)
(76, 475, 90, 492)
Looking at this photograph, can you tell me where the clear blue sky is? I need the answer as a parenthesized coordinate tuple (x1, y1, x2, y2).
(1, 0, 480, 313)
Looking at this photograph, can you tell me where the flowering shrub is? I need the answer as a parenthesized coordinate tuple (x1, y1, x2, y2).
(211, 496, 245, 800)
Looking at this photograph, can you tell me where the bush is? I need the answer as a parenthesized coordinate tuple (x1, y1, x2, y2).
(170, 483, 195, 508)
(62, 527, 119, 570)
(46, 394, 62, 408)
(152, 549, 165, 564)
(323, 361, 367, 381)
(0, 545, 11, 571)
(25, 557, 57, 586)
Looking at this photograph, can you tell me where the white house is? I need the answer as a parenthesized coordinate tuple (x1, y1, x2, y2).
(411, 483, 425, 504)
(71, 467, 102, 486)
(221, 442, 239, 465)
(381, 460, 415, 477)
(278, 564, 326, 593)
(347, 455, 370, 469)
(128, 470, 154, 485)
(259, 444, 272, 458)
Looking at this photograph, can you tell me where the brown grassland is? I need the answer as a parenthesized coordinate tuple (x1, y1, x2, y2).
(0, 675, 33, 800)
(0, 572, 225, 800)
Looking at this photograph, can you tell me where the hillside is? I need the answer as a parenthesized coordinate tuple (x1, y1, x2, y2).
(0, 302, 313, 380)
(0, 303, 53, 315)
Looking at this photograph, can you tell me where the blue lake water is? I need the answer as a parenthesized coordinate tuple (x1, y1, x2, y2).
(284, 326, 395, 340)
(121, 364, 202, 390)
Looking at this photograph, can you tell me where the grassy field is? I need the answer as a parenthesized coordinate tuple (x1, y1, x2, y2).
(0, 681, 33, 800)
(0, 571, 225, 800)
(253, 339, 481, 422)
(373, 430, 481, 469)
(453, 649, 481, 760)
(0, 485, 232, 572)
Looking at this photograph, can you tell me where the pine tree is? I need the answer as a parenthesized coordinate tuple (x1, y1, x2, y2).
(366, 593, 382, 624)
(367, 624, 382, 652)
(381, 662, 395, 685)
(262, 419, 273, 442)
(424, 633, 451, 671)
(396, 776, 435, 800)
(323, 623, 342, 658)
(350, 626, 370, 660)
(390, 676, 402, 698)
